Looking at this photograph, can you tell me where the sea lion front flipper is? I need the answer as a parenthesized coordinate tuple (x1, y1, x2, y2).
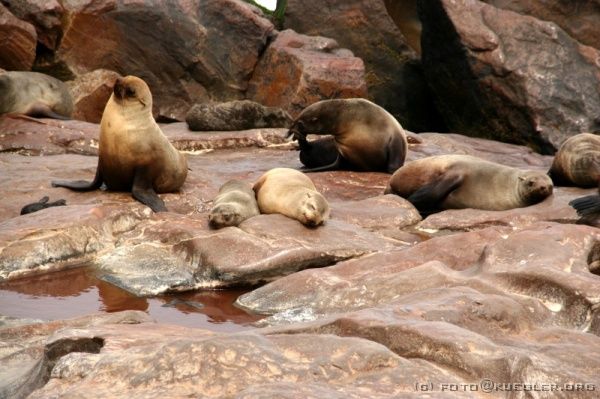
(131, 168, 167, 212)
(51, 162, 103, 191)
(407, 174, 463, 216)
(300, 153, 341, 173)
(385, 133, 407, 173)
(569, 195, 600, 217)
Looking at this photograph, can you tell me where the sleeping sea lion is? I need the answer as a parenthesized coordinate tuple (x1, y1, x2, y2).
(253, 168, 330, 227)
(186, 100, 292, 131)
(51, 75, 188, 212)
(209, 180, 260, 229)
(288, 98, 407, 173)
(385, 154, 553, 215)
(0, 71, 73, 119)
(549, 133, 600, 187)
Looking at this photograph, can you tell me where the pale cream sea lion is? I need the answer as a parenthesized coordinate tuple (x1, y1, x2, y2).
(209, 180, 260, 229)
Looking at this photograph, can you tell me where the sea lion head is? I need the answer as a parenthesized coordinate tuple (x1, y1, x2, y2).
(518, 171, 553, 205)
(287, 100, 341, 140)
(298, 191, 330, 227)
(112, 75, 152, 110)
(208, 203, 244, 228)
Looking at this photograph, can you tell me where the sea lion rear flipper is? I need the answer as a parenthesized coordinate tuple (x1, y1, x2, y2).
(51, 162, 103, 191)
(408, 174, 463, 216)
(569, 195, 600, 217)
(131, 168, 167, 212)
(386, 134, 407, 173)
(27, 103, 71, 120)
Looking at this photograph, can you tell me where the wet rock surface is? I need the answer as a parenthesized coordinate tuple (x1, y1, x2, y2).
(1, 117, 599, 397)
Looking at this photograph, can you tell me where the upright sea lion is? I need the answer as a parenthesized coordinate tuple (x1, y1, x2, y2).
(0, 71, 73, 119)
(52, 76, 188, 212)
(209, 180, 260, 229)
(385, 154, 553, 215)
(253, 168, 330, 227)
(288, 98, 407, 173)
(186, 100, 292, 131)
(548, 133, 600, 187)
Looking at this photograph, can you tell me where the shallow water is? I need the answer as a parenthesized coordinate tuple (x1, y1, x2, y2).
(0, 266, 262, 332)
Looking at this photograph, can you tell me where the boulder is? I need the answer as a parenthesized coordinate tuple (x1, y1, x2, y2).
(0, 0, 65, 50)
(247, 29, 367, 118)
(49, 0, 274, 120)
(0, 4, 37, 70)
(67, 69, 121, 123)
(283, 0, 445, 132)
(482, 0, 600, 50)
(419, 0, 600, 154)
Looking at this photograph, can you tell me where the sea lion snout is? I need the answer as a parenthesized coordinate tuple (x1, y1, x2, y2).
(113, 78, 125, 99)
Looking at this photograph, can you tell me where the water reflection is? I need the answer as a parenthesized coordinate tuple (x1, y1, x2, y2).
(0, 266, 262, 332)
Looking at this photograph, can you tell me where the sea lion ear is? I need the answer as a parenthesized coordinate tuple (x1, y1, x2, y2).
(518, 176, 526, 181)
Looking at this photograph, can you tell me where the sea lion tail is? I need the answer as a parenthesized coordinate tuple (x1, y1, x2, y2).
(569, 195, 600, 217)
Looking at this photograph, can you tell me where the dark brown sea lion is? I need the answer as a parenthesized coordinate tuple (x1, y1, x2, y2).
(0, 71, 73, 119)
(186, 100, 292, 131)
(20, 196, 67, 215)
(549, 133, 600, 187)
(569, 181, 600, 227)
(209, 180, 260, 229)
(288, 98, 408, 173)
(385, 154, 553, 215)
(253, 168, 330, 227)
(52, 76, 188, 212)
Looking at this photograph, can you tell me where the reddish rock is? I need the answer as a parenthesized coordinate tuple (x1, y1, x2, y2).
(283, 0, 444, 132)
(482, 0, 600, 50)
(0, 4, 37, 70)
(53, 0, 274, 120)
(419, 0, 600, 153)
(247, 29, 367, 117)
(1, 0, 65, 50)
(67, 69, 121, 123)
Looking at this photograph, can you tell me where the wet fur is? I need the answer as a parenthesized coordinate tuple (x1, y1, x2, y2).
(385, 155, 554, 215)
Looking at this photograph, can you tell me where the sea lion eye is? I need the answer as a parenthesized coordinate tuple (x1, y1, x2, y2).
(125, 87, 136, 97)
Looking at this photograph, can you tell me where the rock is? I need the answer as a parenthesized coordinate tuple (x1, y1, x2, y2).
(283, 0, 444, 132)
(67, 69, 121, 123)
(51, 0, 274, 120)
(482, 0, 600, 50)
(419, 0, 600, 154)
(0, 0, 65, 50)
(247, 29, 367, 118)
(0, 4, 37, 70)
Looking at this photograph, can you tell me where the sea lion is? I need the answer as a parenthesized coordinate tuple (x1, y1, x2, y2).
(0, 71, 73, 119)
(253, 168, 330, 227)
(51, 75, 188, 212)
(296, 135, 341, 170)
(385, 154, 553, 215)
(20, 196, 66, 215)
(288, 98, 407, 173)
(569, 182, 600, 227)
(186, 100, 292, 131)
(209, 180, 260, 229)
(548, 133, 600, 187)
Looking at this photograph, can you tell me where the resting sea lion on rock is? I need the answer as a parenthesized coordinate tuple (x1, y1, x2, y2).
(52, 76, 188, 212)
(209, 180, 260, 229)
(288, 98, 407, 173)
(0, 71, 73, 119)
(253, 168, 330, 227)
(548, 133, 600, 187)
(20, 196, 66, 215)
(186, 100, 292, 131)
(384, 154, 553, 215)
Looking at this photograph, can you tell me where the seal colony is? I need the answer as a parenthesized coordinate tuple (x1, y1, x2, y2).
(51, 76, 188, 212)
(0, 71, 73, 119)
(288, 98, 408, 173)
(385, 155, 554, 215)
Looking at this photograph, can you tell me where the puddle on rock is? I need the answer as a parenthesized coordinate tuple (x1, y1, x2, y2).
(0, 266, 262, 332)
